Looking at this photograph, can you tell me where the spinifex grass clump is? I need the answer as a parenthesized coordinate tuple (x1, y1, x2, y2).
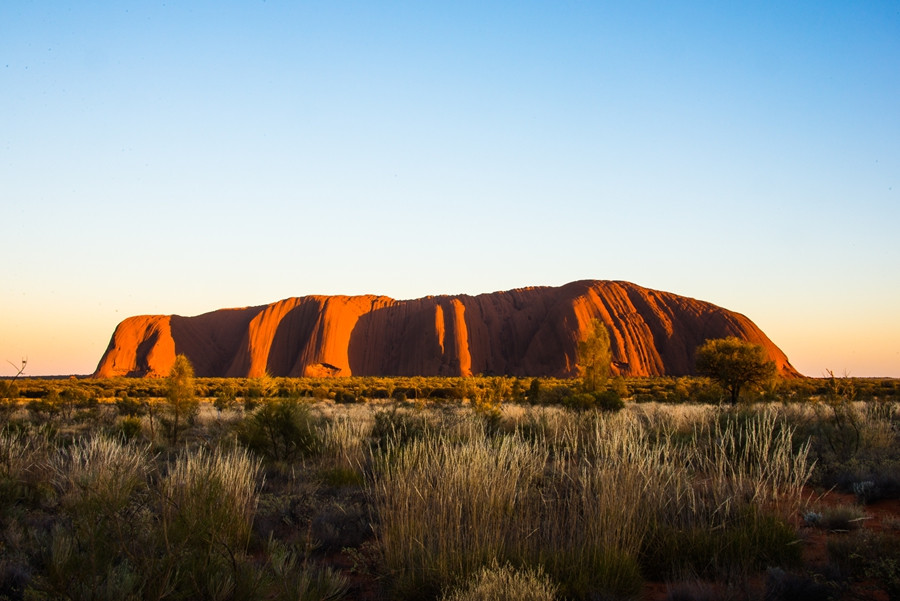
(158, 446, 264, 598)
(372, 408, 813, 600)
(373, 431, 548, 599)
(440, 561, 559, 601)
(640, 409, 813, 581)
(161, 446, 262, 554)
(373, 413, 659, 599)
(0, 425, 53, 497)
(50, 435, 153, 513)
(40, 435, 155, 599)
(322, 410, 374, 472)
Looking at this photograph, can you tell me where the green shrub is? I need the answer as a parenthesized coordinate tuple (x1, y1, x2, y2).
(594, 389, 625, 412)
(828, 529, 900, 596)
(0, 381, 18, 400)
(561, 390, 624, 412)
(238, 398, 324, 461)
(115, 415, 144, 440)
(525, 378, 543, 403)
(333, 390, 357, 404)
(115, 394, 146, 417)
(164, 355, 199, 446)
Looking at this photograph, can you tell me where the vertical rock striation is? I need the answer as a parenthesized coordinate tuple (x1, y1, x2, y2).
(94, 280, 798, 378)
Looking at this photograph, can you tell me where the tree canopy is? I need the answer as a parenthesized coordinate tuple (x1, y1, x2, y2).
(166, 354, 198, 445)
(577, 318, 612, 392)
(695, 337, 776, 405)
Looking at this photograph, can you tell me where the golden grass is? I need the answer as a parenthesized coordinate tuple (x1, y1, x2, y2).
(372, 406, 813, 599)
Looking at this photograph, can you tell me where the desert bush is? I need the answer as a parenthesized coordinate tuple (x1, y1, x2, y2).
(813, 375, 864, 459)
(440, 561, 559, 601)
(471, 394, 503, 432)
(238, 398, 325, 462)
(114, 415, 144, 440)
(37, 527, 148, 601)
(163, 354, 199, 446)
(563, 389, 625, 412)
(26, 397, 59, 422)
(539, 384, 577, 406)
(310, 498, 371, 551)
(333, 390, 357, 404)
(0, 381, 19, 425)
(246, 374, 277, 400)
(827, 529, 900, 597)
(808, 393, 900, 501)
(213, 381, 239, 412)
(36, 436, 154, 600)
(115, 394, 146, 417)
(0, 380, 18, 401)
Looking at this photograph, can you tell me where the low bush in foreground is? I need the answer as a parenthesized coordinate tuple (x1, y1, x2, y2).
(1, 375, 898, 600)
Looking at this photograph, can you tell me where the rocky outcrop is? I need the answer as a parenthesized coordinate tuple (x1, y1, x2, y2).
(93, 280, 798, 378)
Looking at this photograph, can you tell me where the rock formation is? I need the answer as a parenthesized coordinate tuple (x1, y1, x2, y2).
(93, 280, 798, 378)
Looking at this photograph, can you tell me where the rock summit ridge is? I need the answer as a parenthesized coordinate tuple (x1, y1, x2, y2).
(94, 280, 798, 378)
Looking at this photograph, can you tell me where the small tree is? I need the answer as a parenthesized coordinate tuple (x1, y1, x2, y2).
(694, 337, 776, 405)
(577, 318, 612, 393)
(165, 355, 198, 445)
(1, 358, 27, 423)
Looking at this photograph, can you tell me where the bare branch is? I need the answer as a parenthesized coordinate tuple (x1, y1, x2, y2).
(6, 357, 27, 380)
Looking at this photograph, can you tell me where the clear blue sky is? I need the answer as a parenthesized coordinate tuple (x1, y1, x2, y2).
(2, 1, 898, 377)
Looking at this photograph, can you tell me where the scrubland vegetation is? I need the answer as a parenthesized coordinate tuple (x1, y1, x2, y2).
(1, 372, 900, 600)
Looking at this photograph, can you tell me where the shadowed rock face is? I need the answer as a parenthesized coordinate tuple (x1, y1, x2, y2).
(93, 280, 799, 378)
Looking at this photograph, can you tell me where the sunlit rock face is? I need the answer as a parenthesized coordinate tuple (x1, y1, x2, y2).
(93, 280, 798, 378)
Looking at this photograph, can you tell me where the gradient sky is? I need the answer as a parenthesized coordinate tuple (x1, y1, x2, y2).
(2, 1, 898, 377)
